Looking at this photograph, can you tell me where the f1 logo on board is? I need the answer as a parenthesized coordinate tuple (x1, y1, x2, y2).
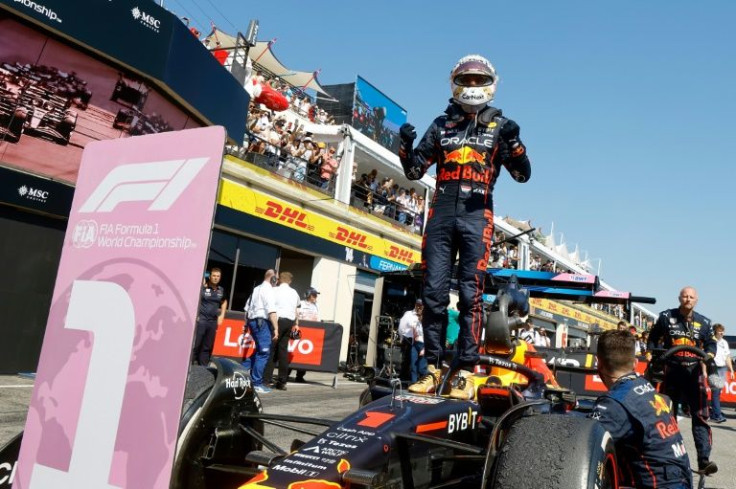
(261, 201, 314, 231)
(387, 245, 415, 265)
(79, 158, 209, 213)
(332, 226, 371, 250)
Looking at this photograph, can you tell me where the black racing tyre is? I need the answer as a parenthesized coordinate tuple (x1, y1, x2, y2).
(491, 414, 617, 489)
(179, 365, 217, 435)
(172, 360, 263, 489)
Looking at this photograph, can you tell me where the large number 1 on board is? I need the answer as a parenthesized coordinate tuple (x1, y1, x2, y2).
(29, 280, 136, 488)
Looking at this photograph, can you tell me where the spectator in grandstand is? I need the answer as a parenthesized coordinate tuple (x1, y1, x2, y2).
(617, 321, 628, 331)
(507, 245, 519, 269)
(413, 195, 425, 234)
(591, 330, 693, 489)
(367, 169, 379, 192)
(319, 147, 340, 190)
(530, 255, 542, 271)
(710, 323, 733, 423)
(395, 187, 410, 224)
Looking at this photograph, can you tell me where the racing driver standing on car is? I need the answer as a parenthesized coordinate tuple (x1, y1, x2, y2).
(399, 54, 531, 399)
(646, 286, 718, 475)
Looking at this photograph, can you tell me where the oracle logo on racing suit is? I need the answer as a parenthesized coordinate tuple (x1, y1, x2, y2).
(440, 136, 495, 148)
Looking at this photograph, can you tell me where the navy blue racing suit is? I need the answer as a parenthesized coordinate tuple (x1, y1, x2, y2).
(591, 373, 692, 489)
(399, 101, 531, 368)
(647, 308, 716, 466)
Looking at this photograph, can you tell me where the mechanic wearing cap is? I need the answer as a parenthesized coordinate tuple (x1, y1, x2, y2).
(295, 287, 320, 383)
(398, 299, 428, 383)
(592, 330, 692, 489)
(646, 286, 718, 475)
(399, 54, 531, 399)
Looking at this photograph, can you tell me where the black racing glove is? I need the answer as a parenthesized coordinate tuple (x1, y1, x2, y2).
(499, 120, 521, 142)
(499, 120, 526, 158)
(399, 123, 417, 145)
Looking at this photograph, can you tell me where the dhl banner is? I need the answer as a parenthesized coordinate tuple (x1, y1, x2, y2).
(530, 298, 619, 331)
(212, 311, 344, 373)
(218, 179, 419, 271)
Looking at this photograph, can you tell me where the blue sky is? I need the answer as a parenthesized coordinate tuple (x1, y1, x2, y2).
(173, 0, 735, 325)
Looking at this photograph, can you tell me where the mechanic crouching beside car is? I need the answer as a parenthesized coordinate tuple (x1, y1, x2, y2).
(591, 330, 692, 489)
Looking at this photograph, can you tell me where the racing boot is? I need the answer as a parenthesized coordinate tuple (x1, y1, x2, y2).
(408, 364, 442, 394)
(697, 460, 718, 476)
(448, 370, 477, 400)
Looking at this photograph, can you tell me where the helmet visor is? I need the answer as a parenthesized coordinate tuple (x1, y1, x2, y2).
(454, 73, 494, 87)
(452, 59, 495, 86)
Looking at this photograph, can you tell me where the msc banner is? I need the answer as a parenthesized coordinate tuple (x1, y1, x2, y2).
(15, 126, 226, 489)
(213, 311, 344, 373)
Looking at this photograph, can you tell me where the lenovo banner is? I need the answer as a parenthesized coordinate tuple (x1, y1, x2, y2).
(15, 126, 226, 488)
(213, 311, 344, 373)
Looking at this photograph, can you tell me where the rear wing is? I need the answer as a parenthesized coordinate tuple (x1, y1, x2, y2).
(486, 269, 655, 305)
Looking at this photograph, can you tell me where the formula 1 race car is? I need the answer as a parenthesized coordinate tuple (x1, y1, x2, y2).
(0, 86, 26, 143)
(18, 85, 77, 145)
(168, 269, 657, 489)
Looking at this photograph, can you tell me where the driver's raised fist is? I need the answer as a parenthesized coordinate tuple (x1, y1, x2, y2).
(400, 123, 417, 143)
(500, 119, 521, 142)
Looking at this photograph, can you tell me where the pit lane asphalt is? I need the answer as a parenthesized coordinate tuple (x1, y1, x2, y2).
(1, 373, 735, 488)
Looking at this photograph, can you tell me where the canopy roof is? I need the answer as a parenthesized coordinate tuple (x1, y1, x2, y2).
(204, 27, 333, 97)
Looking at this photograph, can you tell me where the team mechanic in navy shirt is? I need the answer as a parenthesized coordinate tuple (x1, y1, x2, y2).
(591, 330, 692, 489)
(192, 267, 227, 365)
(646, 286, 717, 474)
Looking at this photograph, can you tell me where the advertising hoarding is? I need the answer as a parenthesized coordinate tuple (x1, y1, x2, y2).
(0, 12, 204, 185)
(15, 126, 225, 488)
(351, 76, 407, 154)
(0, 0, 247, 139)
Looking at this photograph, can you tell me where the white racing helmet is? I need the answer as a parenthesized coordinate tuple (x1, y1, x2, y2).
(450, 54, 498, 110)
